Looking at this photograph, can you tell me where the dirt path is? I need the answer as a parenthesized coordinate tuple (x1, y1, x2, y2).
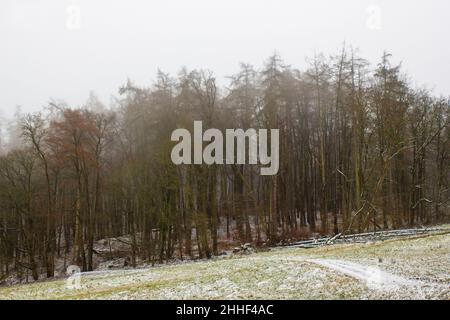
(307, 259, 421, 290)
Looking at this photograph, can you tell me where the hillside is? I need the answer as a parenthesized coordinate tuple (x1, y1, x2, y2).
(0, 229, 448, 300)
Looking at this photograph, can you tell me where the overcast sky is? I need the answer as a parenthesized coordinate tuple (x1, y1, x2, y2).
(1, 0, 449, 118)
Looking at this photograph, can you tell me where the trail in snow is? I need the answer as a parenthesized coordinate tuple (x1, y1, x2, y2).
(307, 259, 420, 290)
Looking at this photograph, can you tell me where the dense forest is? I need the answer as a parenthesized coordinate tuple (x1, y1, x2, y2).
(0, 49, 449, 281)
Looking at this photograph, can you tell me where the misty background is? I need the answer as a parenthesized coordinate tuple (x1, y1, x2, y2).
(1, 0, 449, 120)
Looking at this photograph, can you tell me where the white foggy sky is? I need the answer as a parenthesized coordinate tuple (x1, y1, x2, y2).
(1, 0, 449, 118)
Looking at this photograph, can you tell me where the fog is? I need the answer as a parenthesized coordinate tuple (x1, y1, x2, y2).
(1, 0, 449, 118)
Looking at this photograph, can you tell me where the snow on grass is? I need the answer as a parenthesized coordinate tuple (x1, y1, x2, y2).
(0, 231, 448, 300)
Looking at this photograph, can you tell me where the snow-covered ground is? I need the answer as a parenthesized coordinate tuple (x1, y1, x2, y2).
(0, 230, 448, 300)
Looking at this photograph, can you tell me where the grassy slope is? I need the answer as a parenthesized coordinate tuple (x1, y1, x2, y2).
(0, 231, 448, 300)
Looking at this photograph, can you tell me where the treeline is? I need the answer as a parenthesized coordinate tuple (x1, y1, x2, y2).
(0, 50, 449, 280)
